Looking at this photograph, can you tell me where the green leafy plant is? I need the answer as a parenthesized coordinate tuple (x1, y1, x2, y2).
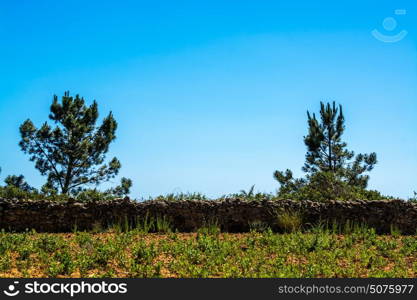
(276, 209, 303, 232)
(152, 192, 208, 202)
(0, 230, 416, 278)
(198, 219, 221, 235)
(249, 220, 270, 233)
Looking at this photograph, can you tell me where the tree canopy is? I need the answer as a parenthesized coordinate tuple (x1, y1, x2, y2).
(4, 175, 35, 192)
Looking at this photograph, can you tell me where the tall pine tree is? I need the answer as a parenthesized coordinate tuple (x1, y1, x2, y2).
(302, 101, 377, 188)
(274, 101, 378, 200)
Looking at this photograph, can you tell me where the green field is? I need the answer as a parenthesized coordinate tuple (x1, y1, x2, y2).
(1, 226, 417, 278)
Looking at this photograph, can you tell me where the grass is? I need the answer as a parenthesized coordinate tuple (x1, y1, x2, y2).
(276, 209, 304, 232)
(1, 226, 417, 278)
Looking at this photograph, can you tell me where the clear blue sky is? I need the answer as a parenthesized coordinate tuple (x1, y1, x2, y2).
(0, 0, 416, 199)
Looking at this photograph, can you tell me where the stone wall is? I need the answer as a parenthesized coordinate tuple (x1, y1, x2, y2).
(0, 198, 416, 234)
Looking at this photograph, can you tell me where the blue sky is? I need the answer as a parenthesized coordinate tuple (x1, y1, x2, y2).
(0, 0, 416, 199)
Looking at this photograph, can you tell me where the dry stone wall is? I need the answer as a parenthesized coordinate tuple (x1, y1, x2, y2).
(0, 198, 416, 234)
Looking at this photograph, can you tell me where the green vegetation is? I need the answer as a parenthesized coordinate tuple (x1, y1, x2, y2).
(0, 94, 415, 279)
(1, 92, 132, 201)
(1, 226, 416, 278)
(0, 178, 132, 202)
(18, 92, 131, 196)
(152, 192, 209, 202)
(276, 209, 304, 232)
(1, 95, 412, 201)
(274, 101, 387, 201)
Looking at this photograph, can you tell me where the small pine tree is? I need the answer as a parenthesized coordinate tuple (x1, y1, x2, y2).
(4, 175, 35, 192)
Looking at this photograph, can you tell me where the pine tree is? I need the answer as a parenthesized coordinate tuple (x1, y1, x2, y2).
(303, 102, 352, 174)
(274, 101, 378, 200)
(4, 175, 35, 192)
(302, 101, 377, 188)
(107, 177, 133, 197)
(19, 92, 121, 195)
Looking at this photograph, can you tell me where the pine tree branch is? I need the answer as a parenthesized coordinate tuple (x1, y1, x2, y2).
(32, 138, 64, 192)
